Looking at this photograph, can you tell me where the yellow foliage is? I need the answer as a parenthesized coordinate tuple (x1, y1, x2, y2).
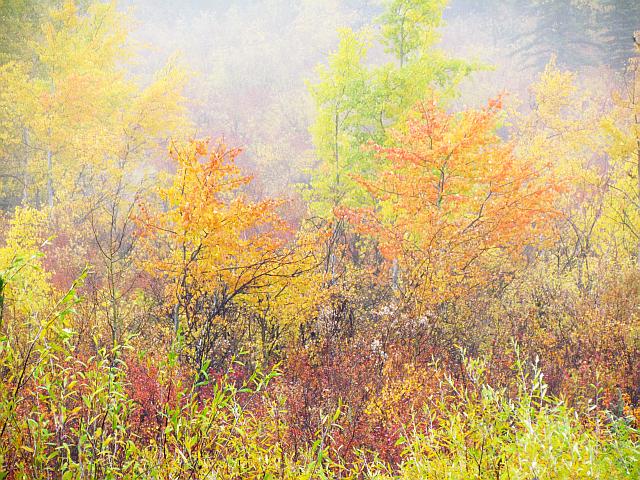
(0, 207, 52, 316)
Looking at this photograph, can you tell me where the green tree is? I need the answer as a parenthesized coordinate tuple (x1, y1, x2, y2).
(306, 28, 374, 216)
(305, 0, 473, 218)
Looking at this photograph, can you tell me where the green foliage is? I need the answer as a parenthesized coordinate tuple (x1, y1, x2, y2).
(386, 356, 640, 479)
(305, 28, 374, 216)
(378, 0, 447, 66)
(304, 0, 474, 218)
(0, 0, 53, 63)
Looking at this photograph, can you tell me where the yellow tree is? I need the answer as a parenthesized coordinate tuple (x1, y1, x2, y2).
(0, 207, 51, 321)
(26, 0, 187, 206)
(138, 139, 314, 368)
(0, 0, 191, 350)
(602, 36, 640, 262)
(513, 58, 613, 287)
(0, 207, 54, 369)
(1, 0, 189, 209)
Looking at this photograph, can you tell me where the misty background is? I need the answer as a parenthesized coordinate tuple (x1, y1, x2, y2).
(120, 0, 639, 195)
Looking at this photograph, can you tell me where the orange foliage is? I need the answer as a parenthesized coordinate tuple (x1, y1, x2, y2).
(137, 138, 289, 310)
(341, 99, 561, 306)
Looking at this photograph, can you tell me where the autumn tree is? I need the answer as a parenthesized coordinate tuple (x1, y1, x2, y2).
(0, 207, 52, 323)
(300, 0, 476, 345)
(138, 139, 315, 368)
(603, 36, 640, 262)
(0, 0, 191, 351)
(512, 58, 613, 288)
(343, 99, 559, 314)
(0, 0, 188, 212)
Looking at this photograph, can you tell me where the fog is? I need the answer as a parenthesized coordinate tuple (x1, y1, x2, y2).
(119, 0, 637, 195)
